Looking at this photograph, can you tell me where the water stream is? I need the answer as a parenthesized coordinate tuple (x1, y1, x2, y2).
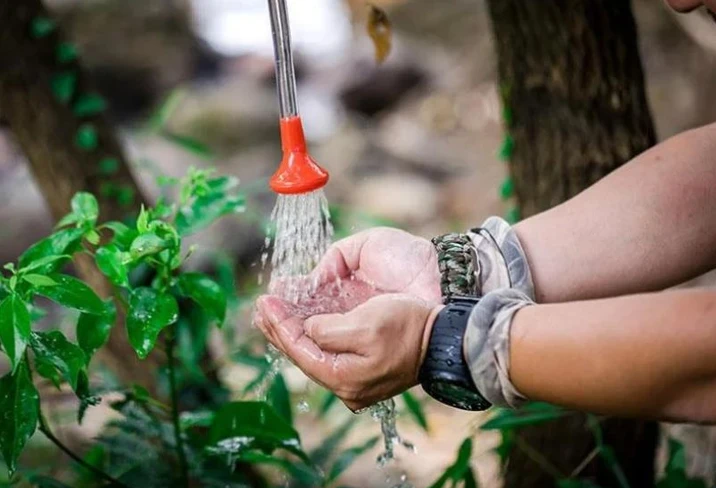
(262, 190, 414, 485)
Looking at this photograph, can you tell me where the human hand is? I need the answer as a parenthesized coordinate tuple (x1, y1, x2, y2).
(254, 292, 442, 411)
(304, 228, 441, 305)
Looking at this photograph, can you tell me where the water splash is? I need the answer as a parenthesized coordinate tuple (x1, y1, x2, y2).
(206, 436, 255, 467)
(371, 398, 416, 467)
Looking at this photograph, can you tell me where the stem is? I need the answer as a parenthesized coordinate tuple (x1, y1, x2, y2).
(39, 414, 129, 488)
(570, 446, 600, 477)
(25, 351, 129, 487)
(514, 434, 566, 480)
(166, 330, 190, 488)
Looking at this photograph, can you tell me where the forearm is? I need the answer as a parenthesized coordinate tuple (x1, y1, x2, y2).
(514, 122, 716, 303)
(509, 290, 716, 423)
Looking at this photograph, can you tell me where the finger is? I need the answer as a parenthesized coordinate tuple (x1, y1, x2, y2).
(257, 296, 337, 378)
(255, 296, 294, 355)
(304, 313, 366, 353)
(310, 231, 372, 283)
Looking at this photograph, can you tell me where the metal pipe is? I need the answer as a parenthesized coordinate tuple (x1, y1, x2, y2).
(267, 0, 299, 118)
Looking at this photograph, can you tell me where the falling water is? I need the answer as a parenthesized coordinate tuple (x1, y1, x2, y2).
(256, 190, 333, 399)
(371, 398, 416, 468)
(261, 189, 413, 482)
(268, 190, 333, 301)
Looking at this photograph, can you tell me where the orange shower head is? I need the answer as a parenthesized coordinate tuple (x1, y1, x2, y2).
(269, 116, 329, 194)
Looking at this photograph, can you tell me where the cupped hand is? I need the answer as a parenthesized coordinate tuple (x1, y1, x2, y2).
(307, 228, 441, 305)
(254, 293, 442, 411)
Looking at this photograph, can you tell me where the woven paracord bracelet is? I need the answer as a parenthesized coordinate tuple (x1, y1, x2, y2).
(431, 233, 478, 299)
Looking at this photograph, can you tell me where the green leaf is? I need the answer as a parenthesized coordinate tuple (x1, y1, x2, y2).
(309, 417, 355, 467)
(21, 274, 57, 287)
(95, 245, 130, 287)
(126, 288, 178, 359)
(163, 132, 213, 159)
(177, 273, 226, 326)
(0, 361, 40, 475)
(0, 296, 31, 373)
(115, 186, 135, 207)
(34, 274, 105, 315)
(75, 124, 98, 151)
(318, 391, 339, 418)
(30, 16, 56, 38)
(98, 157, 120, 176)
(73, 94, 107, 118)
(464, 467, 479, 488)
(86, 230, 101, 246)
(494, 430, 514, 465)
(666, 438, 687, 472)
(505, 206, 521, 225)
(129, 233, 168, 260)
(176, 192, 245, 236)
(19, 256, 71, 276)
(56, 42, 78, 64)
(208, 401, 304, 460)
(147, 88, 186, 133)
(102, 221, 137, 250)
(51, 72, 76, 104)
(502, 106, 513, 126)
(76, 301, 115, 363)
(267, 373, 292, 425)
(70, 192, 99, 226)
(499, 177, 514, 201)
(402, 390, 428, 431)
(481, 403, 567, 431)
(327, 437, 379, 482)
(30, 331, 86, 391)
(429, 438, 473, 488)
(497, 134, 514, 162)
(18, 228, 83, 274)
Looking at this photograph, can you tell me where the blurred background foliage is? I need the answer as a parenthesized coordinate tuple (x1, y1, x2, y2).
(0, 0, 716, 486)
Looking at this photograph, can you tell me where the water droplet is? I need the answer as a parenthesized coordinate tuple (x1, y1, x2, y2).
(297, 400, 310, 413)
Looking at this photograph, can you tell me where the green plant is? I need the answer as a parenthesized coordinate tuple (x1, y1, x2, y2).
(0, 164, 407, 488)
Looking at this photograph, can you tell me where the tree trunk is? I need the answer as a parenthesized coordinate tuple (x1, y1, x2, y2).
(0, 0, 160, 391)
(486, 1, 659, 487)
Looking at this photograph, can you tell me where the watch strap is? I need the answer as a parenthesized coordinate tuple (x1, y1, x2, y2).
(431, 233, 479, 300)
(419, 297, 491, 411)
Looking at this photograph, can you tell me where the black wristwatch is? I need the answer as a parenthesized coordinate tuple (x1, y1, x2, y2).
(418, 296, 491, 411)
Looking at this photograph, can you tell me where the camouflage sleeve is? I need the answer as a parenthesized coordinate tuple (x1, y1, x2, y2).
(468, 216, 535, 300)
(463, 288, 533, 408)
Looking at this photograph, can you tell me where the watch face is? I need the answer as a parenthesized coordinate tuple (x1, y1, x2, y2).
(431, 382, 491, 411)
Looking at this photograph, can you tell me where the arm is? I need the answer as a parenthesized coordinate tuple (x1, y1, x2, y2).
(515, 122, 716, 303)
(509, 289, 716, 422)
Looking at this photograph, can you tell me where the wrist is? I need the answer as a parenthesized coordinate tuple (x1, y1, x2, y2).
(419, 304, 444, 367)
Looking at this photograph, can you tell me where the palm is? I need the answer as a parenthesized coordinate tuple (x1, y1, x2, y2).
(317, 228, 441, 304)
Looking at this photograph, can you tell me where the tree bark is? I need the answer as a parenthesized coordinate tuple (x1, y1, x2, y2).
(0, 0, 160, 391)
(486, 1, 659, 487)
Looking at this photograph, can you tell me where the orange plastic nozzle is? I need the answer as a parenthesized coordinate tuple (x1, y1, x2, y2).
(269, 116, 329, 194)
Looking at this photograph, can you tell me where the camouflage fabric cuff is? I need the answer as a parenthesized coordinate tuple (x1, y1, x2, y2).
(467, 216, 535, 301)
(464, 288, 533, 408)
